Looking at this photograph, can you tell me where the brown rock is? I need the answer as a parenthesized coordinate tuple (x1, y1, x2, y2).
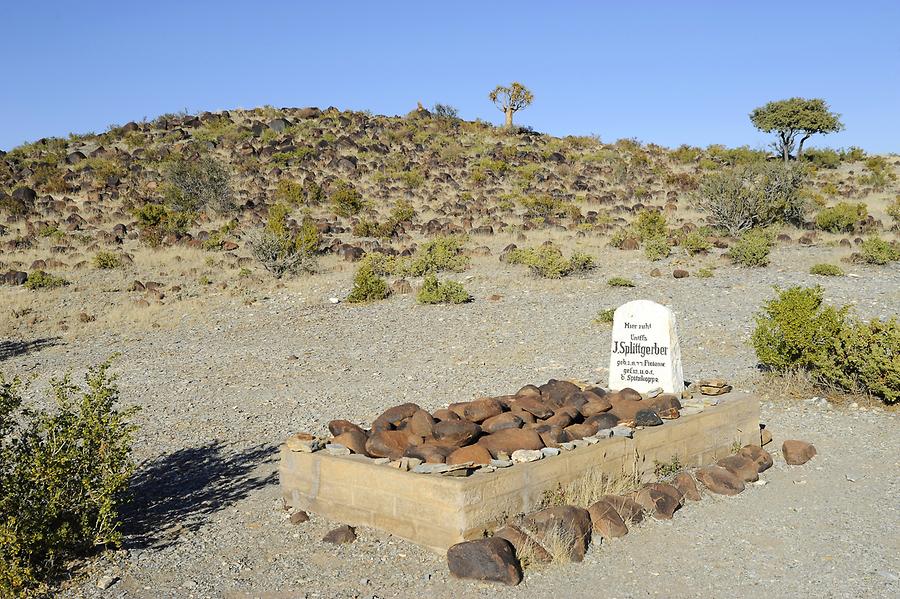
(515, 384, 542, 398)
(482, 412, 524, 434)
(587, 500, 628, 538)
(633, 486, 680, 519)
(372, 402, 420, 430)
(760, 427, 773, 446)
(581, 398, 613, 417)
(322, 525, 356, 544)
(617, 387, 642, 402)
(525, 505, 593, 562)
(649, 394, 682, 414)
(405, 444, 451, 463)
(433, 409, 460, 422)
(289, 510, 309, 524)
(700, 384, 733, 396)
(673, 472, 701, 501)
(563, 421, 600, 441)
(449, 398, 503, 423)
(406, 409, 435, 438)
(673, 269, 689, 278)
(333, 430, 369, 455)
(539, 379, 582, 406)
(365, 430, 414, 460)
(515, 395, 554, 419)
(432, 420, 481, 446)
(494, 524, 551, 564)
(561, 391, 590, 411)
(644, 482, 684, 505)
(543, 411, 574, 429)
(696, 465, 745, 495)
(538, 426, 568, 448)
(447, 444, 492, 465)
(737, 445, 774, 473)
(782, 440, 817, 465)
(447, 537, 522, 586)
(478, 428, 544, 459)
(585, 413, 620, 430)
(509, 409, 536, 425)
(328, 419, 365, 437)
(600, 495, 645, 524)
(718, 455, 759, 482)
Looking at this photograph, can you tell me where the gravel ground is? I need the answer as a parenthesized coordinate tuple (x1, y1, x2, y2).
(2, 244, 898, 598)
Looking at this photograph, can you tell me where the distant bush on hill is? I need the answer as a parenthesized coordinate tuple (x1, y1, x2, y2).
(163, 155, 233, 213)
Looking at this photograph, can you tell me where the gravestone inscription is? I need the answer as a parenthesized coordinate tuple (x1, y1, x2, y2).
(608, 300, 684, 393)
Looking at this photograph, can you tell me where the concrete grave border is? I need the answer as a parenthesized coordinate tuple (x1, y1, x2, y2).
(280, 392, 759, 552)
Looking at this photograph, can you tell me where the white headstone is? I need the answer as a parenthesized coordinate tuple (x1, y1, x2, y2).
(608, 300, 684, 393)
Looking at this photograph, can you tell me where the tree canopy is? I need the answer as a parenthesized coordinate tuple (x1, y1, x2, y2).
(489, 82, 534, 129)
(749, 98, 843, 161)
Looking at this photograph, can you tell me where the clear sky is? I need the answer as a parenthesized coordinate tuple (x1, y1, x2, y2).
(3, 1, 898, 152)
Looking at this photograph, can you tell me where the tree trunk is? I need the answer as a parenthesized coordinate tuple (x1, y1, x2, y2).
(505, 107, 513, 129)
(797, 134, 811, 161)
(781, 132, 790, 162)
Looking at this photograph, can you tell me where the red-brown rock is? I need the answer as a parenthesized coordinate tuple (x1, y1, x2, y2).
(525, 505, 593, 562)
(600, 495, 645, 524)
(481, 412, 524, 434)
(447, 444, 492, 465)
(333, 430, 368, 455)
(493, 524, 551, 564)
(563, 421, 600, 440)
(696, 465, 745, 495)
(365, 430, 414, 460)
(738, 445, 773, 472)
(515, 395, 554, 419)
(432, 420, 481, 446)
(782, 440, 817, 465)
(581, 398, 613, 417)
(717, 455, 760, 482)
(587, 500, 628, 538)
(673, 472, 701, 501)
(372, 402, 420, 430)
(406, 409, 435, 438)
(478, 428, 544, 459)
(449, 398, 503, 423)
(633, 486, 680, 519)
(328, 419, 365, 436)
(447, 538, 522, 586)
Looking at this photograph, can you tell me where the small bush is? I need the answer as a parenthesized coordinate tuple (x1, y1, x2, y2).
(728, 229, 775, 267)
(607, 277, 635, 287)
(432, 103, 459, 119)
(697, 267, 714, 278)
(815, 202, 867, 233)
(887, 196, 900, 227)
(809, 263, 844, 276)
(642, 235, 671, 261)
(408, 235, 470, 276)
(858, 156, 897, 190)
(634, 209, 667, 240)
(858, 236, 900, 265)
(249, 205, 319, 277)
(0, 359, 138, 595)
(521, 195, 581, 220)
(752, 286, 899, 403)
(506, 245, 595, 278)
(353, 200, 415, 239)
(417, 274, 471, 304)
(163, 155, 232, 213)
(347, 260, 389, 303)
(802, 148, 841, 169)
(24, 271, 68, 290)
(274, 179, 304, 204)
(680, 231, 712, 256)
(133, 204, 193, 246)
(93, 251, 123, 269)
(330, 181, 365, 217)
(594, 308, 615, 324)
(694, 163, 806, 235)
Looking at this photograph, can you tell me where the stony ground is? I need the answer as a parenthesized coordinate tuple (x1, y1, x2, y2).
(2, 244, 899, 599)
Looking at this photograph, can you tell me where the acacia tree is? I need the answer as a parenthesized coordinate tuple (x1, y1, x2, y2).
(489, 82, 533, 129)
(750, 98, 843, 162)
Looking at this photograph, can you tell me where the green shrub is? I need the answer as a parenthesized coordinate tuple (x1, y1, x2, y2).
(809, 263, 844, 276)
(607, 277, 635, 287)
(815, 202, 867, 232)
(840, 146, 866, 162)
(680, 231, 712, 255)
(594, 308, 615, 324)
(0, 359, 138, 595)
(133, 204, 193, 247)
(694, 163, 806, 235)
(643, 235, 671, 261)
(634, 209, 667, 240)
(752, 286, 899, 403)
(858, 156, 897, 190)
(802, 148, 841, 169)
(728, 229, 775, 267)
(697, 267, 714, 278)
(408, 235, 470, 276)
(24, 271, 68, 290)
(93, 251, 123, 269)
(670, 144, 702, 164)
(330, 181, 365, 217)
(417, 274, 471, 304)
(858, 236, 900, 265)
(887, 196, 900, 227)
(163, 155, 232, 213)
(521, 196, 581, 220)
(347, 260, 389, 303)
(353, 200, 415, 239)
(506, 245, 595, 278)
(249, 204, 318, 277)
(274, 179, 304, 204)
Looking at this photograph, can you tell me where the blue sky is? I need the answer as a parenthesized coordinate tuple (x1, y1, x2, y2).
(3, 1, 898, 152)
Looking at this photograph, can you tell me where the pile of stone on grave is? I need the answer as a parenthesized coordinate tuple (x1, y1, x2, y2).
(288, 378, 704, 474)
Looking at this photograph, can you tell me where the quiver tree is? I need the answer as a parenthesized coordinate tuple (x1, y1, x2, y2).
(489, 82, 534, 129)
(750, 98, 843, 162)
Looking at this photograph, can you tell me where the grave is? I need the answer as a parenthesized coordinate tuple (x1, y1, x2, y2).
(279, 299, 758, 553)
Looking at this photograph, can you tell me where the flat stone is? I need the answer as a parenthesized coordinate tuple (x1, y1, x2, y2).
(324, 443, 351, 456)
(611, 426, 634, 438)
(413, 463, 451, 474)
(286, 433, 322, 453)
(511, 449, 543, 463)
(541, 447, 561, 457)
(701, 384, 733, 396)
(490, 459, 513, 468)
